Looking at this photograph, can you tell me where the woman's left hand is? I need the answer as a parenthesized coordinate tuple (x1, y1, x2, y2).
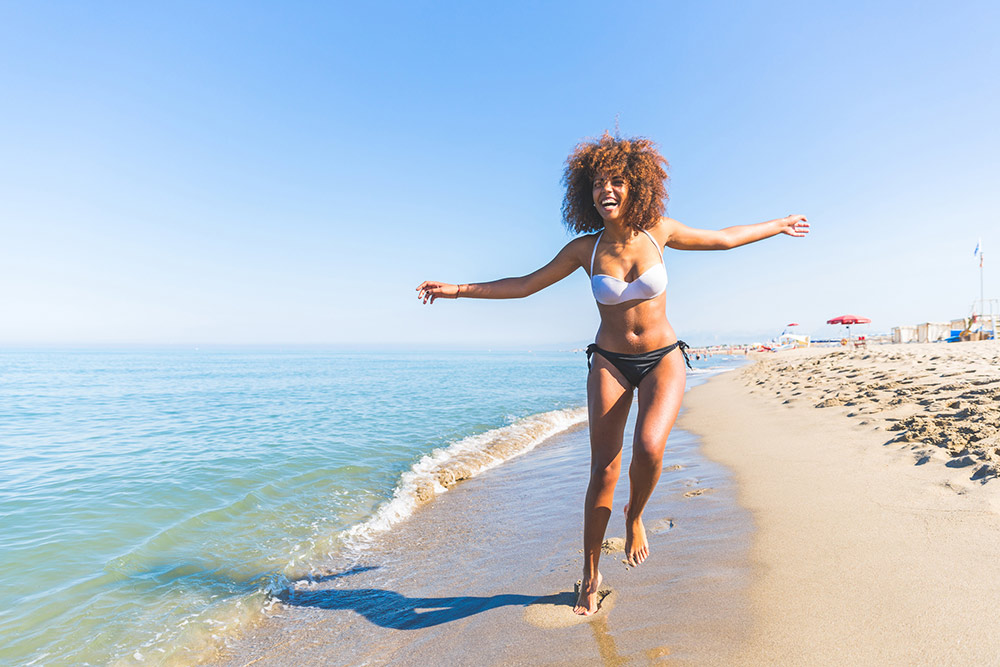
(779, 214, 810, 237)
(415, 281, 460, 304)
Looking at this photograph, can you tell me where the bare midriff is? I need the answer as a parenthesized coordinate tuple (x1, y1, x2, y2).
(593, 293, 677, 353)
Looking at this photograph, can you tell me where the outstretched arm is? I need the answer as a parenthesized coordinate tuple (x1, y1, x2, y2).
(663, 215, 809, 251)
(416, 237, 585, 304)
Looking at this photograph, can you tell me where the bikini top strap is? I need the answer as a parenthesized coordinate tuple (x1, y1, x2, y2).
(590, 231, 604, 275)
(641, 229, 665, 265)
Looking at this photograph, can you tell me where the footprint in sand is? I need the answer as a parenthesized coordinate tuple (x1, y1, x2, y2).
(578, 537, 628, 555)
(683, 488, 714, 498)
(522, 583, 618, 628)
(649, 518, 675, 534)
(663, 463, 684, 472)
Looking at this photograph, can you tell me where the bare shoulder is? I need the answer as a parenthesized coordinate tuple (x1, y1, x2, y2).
(556, 233, 597, 268)
(647, 217, 681, 246)
(571, 232, 602, 252)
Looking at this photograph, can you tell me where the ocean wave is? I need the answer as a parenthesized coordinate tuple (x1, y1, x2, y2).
(687, 365, 738, 376)
(340, 406, 587, 549)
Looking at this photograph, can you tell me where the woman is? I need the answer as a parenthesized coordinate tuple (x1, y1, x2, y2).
(416, 133, 808, 616)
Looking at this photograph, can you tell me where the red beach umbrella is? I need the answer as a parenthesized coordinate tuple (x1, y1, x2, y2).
(826, 315, 871, 325)
(827, 314, 871, 340)
(786, 322, 800, 327)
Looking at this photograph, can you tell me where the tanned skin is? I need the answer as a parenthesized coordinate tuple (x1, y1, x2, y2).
(417, 168, 808, 615)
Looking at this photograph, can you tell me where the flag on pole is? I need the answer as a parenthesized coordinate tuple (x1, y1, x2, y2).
(974, 239, 982, 257)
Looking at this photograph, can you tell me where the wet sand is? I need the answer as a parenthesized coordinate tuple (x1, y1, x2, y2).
(212, 388, 753, 665)
(679, 341, 1000, 664)
(210, 342, 1000, 665)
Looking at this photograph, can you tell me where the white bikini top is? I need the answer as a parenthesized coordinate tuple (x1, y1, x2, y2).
(590, 229, 668, 306)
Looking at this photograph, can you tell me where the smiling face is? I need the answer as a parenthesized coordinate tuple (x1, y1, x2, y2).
(592, 171, 629, 223)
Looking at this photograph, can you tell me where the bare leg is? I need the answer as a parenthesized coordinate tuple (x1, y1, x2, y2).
(574, 355, 632, 616)
(624, 349, 686, 567)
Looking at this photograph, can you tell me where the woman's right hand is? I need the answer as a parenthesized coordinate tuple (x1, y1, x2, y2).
(416, 281, 460, 304)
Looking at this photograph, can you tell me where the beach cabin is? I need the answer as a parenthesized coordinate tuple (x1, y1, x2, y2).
(916, 322, 950, 343)
(948, 318, 969, 343)
(891, 326, 917, 344)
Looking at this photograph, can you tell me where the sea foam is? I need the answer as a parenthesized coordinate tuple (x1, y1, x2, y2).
(341, 406, 587, 548)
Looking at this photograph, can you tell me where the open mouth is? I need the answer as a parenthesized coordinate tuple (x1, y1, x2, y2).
(601, 198, 618, 207)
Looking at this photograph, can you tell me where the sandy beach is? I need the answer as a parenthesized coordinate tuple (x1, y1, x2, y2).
(680, 341, 1000, 664)
(212, 342, 1000, 665)
(212, 369, 753, 666)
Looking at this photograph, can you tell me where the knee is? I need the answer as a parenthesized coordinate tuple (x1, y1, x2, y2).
(590, 459, 620, 486)
(631, 440, 664, 469)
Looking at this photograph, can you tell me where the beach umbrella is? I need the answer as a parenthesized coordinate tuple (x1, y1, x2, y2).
(827, 314, 871, 339)
(780, 322, 800, 337)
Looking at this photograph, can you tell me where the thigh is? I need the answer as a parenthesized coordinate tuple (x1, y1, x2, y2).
(587, 354, 633, 465)
(634, 348, 687, 454)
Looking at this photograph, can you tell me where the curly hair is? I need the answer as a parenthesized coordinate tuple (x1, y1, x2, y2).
(561, 132, 669, 234)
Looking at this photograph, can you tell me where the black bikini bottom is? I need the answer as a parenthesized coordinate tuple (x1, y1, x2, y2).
(586, 341, 692, 388)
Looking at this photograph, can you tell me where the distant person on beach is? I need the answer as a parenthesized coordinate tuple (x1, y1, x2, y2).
(416, 133, 809, 615)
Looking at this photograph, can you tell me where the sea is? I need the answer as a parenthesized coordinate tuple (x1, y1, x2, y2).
(0, 348, 745, 666)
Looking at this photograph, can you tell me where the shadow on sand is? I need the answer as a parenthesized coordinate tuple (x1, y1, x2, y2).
(282, 588, 581, 629)
(282, 567, 576, 630)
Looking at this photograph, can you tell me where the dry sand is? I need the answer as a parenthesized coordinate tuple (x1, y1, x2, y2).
(213, 342, 1000, 665)
(680, 341, 1000, 665)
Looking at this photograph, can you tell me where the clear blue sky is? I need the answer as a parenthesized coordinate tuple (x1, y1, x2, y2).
(2, 1, 997, 348)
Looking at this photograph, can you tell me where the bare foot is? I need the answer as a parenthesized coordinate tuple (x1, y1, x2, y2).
(573, 571, 603, 616)
(624, 503, 649, 567)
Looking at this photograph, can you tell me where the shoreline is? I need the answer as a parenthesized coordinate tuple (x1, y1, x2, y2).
(679, 342, 1000, 664)
(212, 366, 753, 665)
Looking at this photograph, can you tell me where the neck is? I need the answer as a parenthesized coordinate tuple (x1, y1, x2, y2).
(600, 221, 637, 244)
